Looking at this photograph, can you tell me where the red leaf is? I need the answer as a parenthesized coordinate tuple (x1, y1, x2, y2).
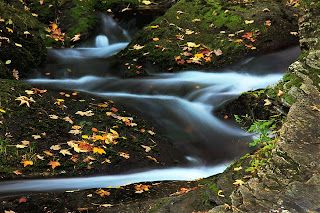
(19, 196, 27, 203)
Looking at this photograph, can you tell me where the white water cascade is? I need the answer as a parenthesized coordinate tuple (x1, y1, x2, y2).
(95, 34, 109, 47)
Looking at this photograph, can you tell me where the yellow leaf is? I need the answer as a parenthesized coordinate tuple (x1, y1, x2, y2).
(6, 27, 13, 33)
(153, 37, 159, 41)
(217, 190, 225, 197)
(16, 144, 27, 149)
(142, 0, 152, 5)
(15, 43, 22, 47)
(0, 109, 5, 113)
(133, 44, 144, 50)
(194, 53, 204, 58)
(151, 25, 159, 29)
(233, 166, 242, 171)
(277, 90, 283, 96)
(264, 99, 271, 106)
(233, 179, 245, 186)
(21, 160, 33, 167)
(244, 20, 254, 24)
(82, 135, 89, 139)
(93, 147, 106, 155)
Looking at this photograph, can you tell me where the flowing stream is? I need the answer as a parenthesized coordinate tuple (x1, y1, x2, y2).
(0, 15, 301, 198)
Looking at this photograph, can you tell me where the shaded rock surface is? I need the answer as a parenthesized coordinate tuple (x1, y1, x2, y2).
(0, 1, 46, 78)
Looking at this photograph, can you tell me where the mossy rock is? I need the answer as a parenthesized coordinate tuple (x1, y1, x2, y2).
(118, 0, 302, 77)
(0, 1, 46, 78)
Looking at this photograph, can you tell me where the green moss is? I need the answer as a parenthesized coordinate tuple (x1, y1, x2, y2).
(209, 182, 218, 193)
(149, 198, 170, 213)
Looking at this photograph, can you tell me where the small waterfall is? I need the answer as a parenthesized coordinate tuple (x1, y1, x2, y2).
(95, 35, 109, 47)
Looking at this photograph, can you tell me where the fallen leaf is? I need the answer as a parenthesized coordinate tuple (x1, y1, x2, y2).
(233, 179, 245, 186)
(153, 37, 159, 41)
(48, 161, 60, 169)
(133, 44, 144, 50)
(0, 109, 6, 113)
(265, 20, 271, 26)
(146, 155, 158, 163)
(70, 33, 81, 42)
(214, 49, 222, 56)
(60, 149, 72, 156)
(244, 20, 254, 24)
(16, 144, 27, 149)
(50, 144, 61, 151)
(148, 130, 156, 135)
(234, 166, 242, 171)
(217, 190, 225, 197)
(151, 25, 159, 29)
(19, 196, 27, 203)
(119, 152, 130, 159)
(63, 116, 73, 124)
(95, 189, 110, 197)
(13, 170, 22, 175)
(13, 69, 19, 80)
(32, 135, 41, 139)
(15, 96, 35, 107)
(142, 0, 152, 5)
(93, 147, 106, 155)
(141, 145, 151, 152)
(262, 8, 270, 12)
(264, 99, 271, 106)
(36, 155, 45, 160)
(49, 114, 59, 119)
(277, 90, 283, 96)
(21, 160, 33, 167)
(43, 150, 53, 156)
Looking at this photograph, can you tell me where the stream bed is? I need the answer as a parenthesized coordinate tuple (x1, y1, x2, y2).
(0, 15, 301, 198)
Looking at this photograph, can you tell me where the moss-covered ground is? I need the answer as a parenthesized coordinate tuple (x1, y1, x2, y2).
(0, 79, 186, 180)
(119, 0, 303, 77)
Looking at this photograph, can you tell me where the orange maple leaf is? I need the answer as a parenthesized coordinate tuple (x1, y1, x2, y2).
(48, 161, 60, 169)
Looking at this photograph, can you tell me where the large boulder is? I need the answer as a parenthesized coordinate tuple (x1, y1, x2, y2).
(0, 1, 46, 78)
